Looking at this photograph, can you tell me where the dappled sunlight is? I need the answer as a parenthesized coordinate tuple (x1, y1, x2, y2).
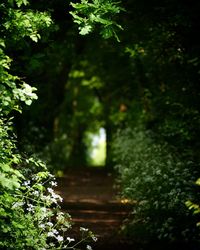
(56, 167, 132, 242)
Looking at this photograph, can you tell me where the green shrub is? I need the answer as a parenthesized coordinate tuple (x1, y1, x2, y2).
(0, 123, 95, 249)
(0, 155, 71, 249)
(0, 1, 96, 247)
(0, 95, 95, 249)
(113, 125, 199, 242)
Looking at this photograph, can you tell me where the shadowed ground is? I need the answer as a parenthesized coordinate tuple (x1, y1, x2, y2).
(56, 167, 137, 249)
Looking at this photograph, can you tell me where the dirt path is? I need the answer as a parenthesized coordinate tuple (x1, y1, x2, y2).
(56, 167, 200, 250)
(56, 167, 137, 250)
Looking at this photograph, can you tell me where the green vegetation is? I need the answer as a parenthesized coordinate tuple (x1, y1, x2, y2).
(113, 124, 198, 242)
(1, 0, 200, 248)
(0, 0, 95, 248)
(70, 0, 124, 40)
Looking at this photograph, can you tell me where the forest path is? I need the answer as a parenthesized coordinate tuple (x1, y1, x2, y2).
(56, 167, 137, 250)
(56, 168, 198, 250)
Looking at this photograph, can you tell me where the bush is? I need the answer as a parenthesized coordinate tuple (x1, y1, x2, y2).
(113, 125, 199, 242)
(0, 116, 96, 249)
(0, 2, 96, 246)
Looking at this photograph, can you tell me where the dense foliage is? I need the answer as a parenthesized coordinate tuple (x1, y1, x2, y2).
(113, 125, 199, 242)
(70, 0, 200, 244)
(0, 1, 95, 249)
(2, 0, 200, 247)
(70, 0, 124, 40)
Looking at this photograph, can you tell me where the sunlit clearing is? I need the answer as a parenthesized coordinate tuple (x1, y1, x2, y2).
(88, 128, 106, 167)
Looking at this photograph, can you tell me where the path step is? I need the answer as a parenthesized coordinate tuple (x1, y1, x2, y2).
(56, 168, 134, 249)
(61, 200, 133, 211)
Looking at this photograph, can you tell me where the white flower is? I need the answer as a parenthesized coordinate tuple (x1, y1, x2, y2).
(52, 192, 63, 202)
(80, 227, 88, 232)
(51, 198, 58, 204)
(40, 207, 47, 213)
(67, 237, 75, 243)
(39, 224, 45, 229)
(57, 235, 64, 242)
(31, 175, 38, 181)
(51, 181, 57, 187)
(86, 245, 92, 250)
(23, 180, 30, 186)
(47, 222, 53, 227)
(61, 227, 67, 232)
(56, 212, 64, 219)
(57, 195, 63, 202)
(33, 190, 39, 196)
(43, 195, 53, 203)
(47, 188, 54, 194)
(92, 236, 98, 242)
(46, 188, 63, 203)
(52, 229, 59, 235)
(58, 212, 64, 216)
(47, 232, 54, 237)
(27, 204, 34, 212)
(12, 201, 24, 208)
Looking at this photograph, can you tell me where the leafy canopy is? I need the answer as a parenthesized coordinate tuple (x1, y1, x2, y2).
(70, 0, 124, 41)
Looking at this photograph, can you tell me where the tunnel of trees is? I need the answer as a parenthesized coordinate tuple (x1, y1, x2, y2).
(1, 0, 200, 249)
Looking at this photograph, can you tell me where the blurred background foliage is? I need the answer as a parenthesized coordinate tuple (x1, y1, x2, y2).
(12, 0, 200, 170)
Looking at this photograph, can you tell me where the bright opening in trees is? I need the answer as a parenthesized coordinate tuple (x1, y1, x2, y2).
(85, 128, 106, 167)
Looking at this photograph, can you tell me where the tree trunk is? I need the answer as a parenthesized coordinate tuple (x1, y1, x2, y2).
(104, 106, 114, 171)
(68, 124, 87, 168)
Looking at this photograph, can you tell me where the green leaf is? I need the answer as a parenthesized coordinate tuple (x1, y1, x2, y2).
(0, 163, 11, 172)
(15, 0, 29, 7)
(25, 99, 32, 105)
(32, 183, 44, 191)
(30, 34, 39, 42)
(195, 178, 200, 186)
(37, 171, 49, 179)
(0, 208, 7, 217)
(79, 25, 93, 35)
(70, 0, 124, 41)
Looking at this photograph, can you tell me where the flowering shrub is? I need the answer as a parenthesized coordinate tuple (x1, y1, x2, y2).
(0, 1, 96, 248)
(113, 126, 199, 242)
(0, 92, 96, 249)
